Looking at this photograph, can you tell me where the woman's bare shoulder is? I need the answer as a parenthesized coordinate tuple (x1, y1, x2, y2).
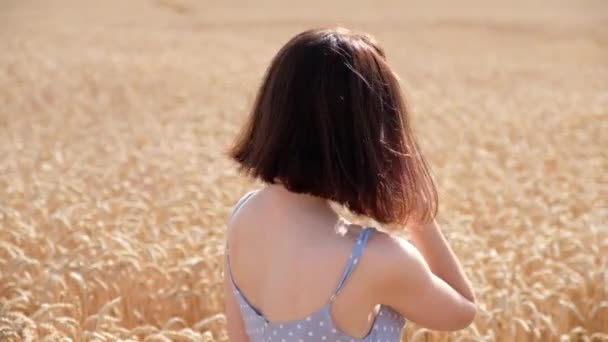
(368, 229, 416, 258)
(365, 229, 429, 288)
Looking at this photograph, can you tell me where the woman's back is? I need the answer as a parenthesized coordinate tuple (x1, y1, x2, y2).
(226, 186, 405, 341)
(224, 27, 476, 342)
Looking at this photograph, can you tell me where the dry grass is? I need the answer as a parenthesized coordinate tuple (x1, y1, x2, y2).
(1, 0, 607, 341)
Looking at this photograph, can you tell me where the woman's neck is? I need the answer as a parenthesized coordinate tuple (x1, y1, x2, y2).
(266, 183, 353, 235)
(267, 183, 333, 212)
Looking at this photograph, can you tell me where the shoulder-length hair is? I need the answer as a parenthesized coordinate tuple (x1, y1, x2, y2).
(228, 27, 438, 225)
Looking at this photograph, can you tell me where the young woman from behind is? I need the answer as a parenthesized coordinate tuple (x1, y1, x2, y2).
(224, 27, 476, 342)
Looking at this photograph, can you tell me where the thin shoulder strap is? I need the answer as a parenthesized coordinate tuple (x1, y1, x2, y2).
(225, 190, 258, 274)
(330, 226, 376, 301)
(229, 190, 258, 221)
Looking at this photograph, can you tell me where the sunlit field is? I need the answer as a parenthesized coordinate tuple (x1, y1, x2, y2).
(1, 0, 607, 341)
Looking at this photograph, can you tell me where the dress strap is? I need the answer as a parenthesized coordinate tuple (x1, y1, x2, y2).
(229, 190, 258, 221)
(225, 190, 258, 284)
(330, 226, 375, 301)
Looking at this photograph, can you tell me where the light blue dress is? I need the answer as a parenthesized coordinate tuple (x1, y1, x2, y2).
(227, 191, 406, 342)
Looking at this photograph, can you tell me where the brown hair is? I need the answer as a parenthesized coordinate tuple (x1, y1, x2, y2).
(229, 27, 438, 225)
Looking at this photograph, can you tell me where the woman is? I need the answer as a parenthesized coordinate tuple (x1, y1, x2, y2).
(224, 27, 476, 342)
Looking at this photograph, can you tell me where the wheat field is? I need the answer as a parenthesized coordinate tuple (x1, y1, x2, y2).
(0, 0, 607, 341)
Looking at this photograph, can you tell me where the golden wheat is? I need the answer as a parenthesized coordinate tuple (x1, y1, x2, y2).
(1, 0, 607, 341)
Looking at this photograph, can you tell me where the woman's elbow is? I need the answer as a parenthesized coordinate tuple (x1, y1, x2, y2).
(446, 301, 477, 331)
(431, 301, 477, 332)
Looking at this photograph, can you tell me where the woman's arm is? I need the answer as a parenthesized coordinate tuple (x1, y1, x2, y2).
(408, 219, 476, 303)
(373, 219, 477, 331)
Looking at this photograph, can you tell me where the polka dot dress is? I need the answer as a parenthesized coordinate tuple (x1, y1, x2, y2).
(227, 210, 406, 342)
(235, 295, 405, 342)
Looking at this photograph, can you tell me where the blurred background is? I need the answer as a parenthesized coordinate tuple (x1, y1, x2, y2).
(1, 0, 607, 341)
